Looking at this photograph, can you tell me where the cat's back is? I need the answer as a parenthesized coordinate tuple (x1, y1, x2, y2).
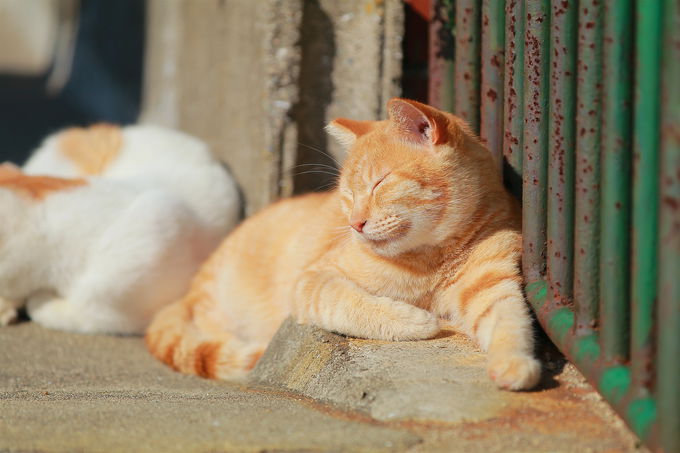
(24, 124, 214, 177)
(222, 190, 340, 262)
(208, 191, 343, 313)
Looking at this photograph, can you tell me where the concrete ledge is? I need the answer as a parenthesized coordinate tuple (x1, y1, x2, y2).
(1, 320, 643, 452)
(251, 318, 644, 451)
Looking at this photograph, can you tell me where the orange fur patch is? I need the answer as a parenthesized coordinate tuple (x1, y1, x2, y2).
(194, 342, 221, 378)
(473, 304, 494, 334)
(58, 124, 123, 175)
(458, 270, 516, 314)
(0, 170, 86, 200)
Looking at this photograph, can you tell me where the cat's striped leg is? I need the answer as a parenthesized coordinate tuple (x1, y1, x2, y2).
(437, 269, 540, 390)
(293, 268, 440, 341)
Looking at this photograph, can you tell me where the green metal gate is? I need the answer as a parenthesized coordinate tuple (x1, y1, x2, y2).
(424, 1, 679, 451)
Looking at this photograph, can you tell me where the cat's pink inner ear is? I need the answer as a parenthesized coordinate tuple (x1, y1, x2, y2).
(326, 118, 373, 147)
(387, 98, 445, 146)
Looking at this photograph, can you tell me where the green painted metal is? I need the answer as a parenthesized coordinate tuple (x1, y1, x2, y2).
(572, 333, 599, 367)
(599, 366, 631, 406)
(521, 0, 550, 283)
(627, 397, 657, 443)
(430, 1, 678, 449)
(454, 0, 481, 132)
(501, 0, 524, 198)
(631, 0, 662, 395)
(480, 0, 505, 170)
(573, 0, 602, 336)
(599, 0, 633, 363)
(546, 307, 574, 345)
(546, 0, 577, 312)
(658, 1, 680, 450)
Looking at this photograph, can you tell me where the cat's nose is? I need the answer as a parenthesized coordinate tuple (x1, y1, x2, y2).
(351, 220, 367, 233)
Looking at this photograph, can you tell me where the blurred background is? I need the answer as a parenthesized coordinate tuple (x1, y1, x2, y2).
(0, 0, 429, 216)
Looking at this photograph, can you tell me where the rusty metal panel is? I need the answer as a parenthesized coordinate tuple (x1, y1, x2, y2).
(657, 1, 680, 451)
(480, 0, 505, 170)
(631, 0, 662, 401)
(429, 0, 455, 110)
(454, 0, 481, 132)
(599, 0, 634, 363)
(546, 0, 577, 313)
(521, 0, 551, 283)
(573, 0, 602, 336)
(501, 0, 524, 198)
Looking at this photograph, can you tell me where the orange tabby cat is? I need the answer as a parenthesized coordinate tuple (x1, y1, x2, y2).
(146, 99, 541, 390)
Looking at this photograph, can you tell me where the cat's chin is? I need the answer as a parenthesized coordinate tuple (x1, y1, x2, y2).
(360, 234, 413, 257)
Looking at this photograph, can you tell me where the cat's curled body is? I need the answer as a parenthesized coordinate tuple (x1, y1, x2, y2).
(146, 99, 541, 390)
(24, 124, 240, 255)
(0, 165, 203, 334)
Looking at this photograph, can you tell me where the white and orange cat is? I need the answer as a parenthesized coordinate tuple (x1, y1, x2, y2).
(0, 124, 239, 334)
(0, 163, 203, 334)
(146, 99, 541, 390)
(24, 124, 240, 254)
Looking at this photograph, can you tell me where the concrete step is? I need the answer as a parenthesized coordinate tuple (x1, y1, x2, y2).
(1, 321, 643, 452)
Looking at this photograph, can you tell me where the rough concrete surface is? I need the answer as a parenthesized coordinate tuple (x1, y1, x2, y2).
(142, 0, 403, 214)
(1, 320, 644, 452)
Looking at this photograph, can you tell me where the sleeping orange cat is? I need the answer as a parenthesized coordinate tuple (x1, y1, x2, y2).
(146, 99, 541, 390)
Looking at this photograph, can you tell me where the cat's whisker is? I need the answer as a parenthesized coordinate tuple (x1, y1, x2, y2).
(297, 142, 340, 167)
(292, 163, 339, 172)
(293, 170, 340, 178)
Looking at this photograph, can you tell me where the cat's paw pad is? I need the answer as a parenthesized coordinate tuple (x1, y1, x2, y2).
(381, 299, 440, 341)
(487, 354, 541, 391)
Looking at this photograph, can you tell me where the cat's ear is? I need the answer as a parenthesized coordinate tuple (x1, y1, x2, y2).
(326, 118, 373, 147)
(387, 98, 448, 146)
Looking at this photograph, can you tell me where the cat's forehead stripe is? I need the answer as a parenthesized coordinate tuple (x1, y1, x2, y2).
(58, 124, 123, 175)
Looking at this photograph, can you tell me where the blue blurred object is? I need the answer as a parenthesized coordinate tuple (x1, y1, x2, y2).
(0, 0, 145, 164)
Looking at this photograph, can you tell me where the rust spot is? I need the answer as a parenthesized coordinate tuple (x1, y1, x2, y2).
(486, 89, 498, 102)
(663, 196, 679, 210)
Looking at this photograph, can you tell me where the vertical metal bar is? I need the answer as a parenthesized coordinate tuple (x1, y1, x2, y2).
(502, 0, 524, 198)
(480, 0, 505, 170)
(658, 1, 680, 450)
(631, 0, 662, 396)
(521, 0, 550, 283)
(573, 0, 603, 335)
(546, 0, 577, 311)
(454, 0, 481, 132)
(599, 0, 633, 363)
(429, 0, 455, 110)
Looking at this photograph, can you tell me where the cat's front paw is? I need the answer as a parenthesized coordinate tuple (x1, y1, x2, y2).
(487, 353, 541, 391)
(0, 298, 19, 326)
(376, 298, 440, 341)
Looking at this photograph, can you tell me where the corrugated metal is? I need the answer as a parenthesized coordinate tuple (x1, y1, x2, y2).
(424, 1, 680, 450)
(521, 0, 550, 284)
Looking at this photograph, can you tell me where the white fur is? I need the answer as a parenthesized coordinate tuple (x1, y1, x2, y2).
(24, 125, 240, 256)
(2, 125, 241, 334)
(0, 181, 203, 334)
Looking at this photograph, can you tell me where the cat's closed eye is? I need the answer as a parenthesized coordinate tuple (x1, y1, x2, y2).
(371, 172, 390, 192)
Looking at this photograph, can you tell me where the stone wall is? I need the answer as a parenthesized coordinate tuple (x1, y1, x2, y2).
(142, 0, 403, 216)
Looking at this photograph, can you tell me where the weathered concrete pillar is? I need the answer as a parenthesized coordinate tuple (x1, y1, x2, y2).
(142, 0, 403, 215)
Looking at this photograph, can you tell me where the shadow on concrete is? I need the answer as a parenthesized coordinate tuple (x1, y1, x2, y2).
(292, 1, 338, 195)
